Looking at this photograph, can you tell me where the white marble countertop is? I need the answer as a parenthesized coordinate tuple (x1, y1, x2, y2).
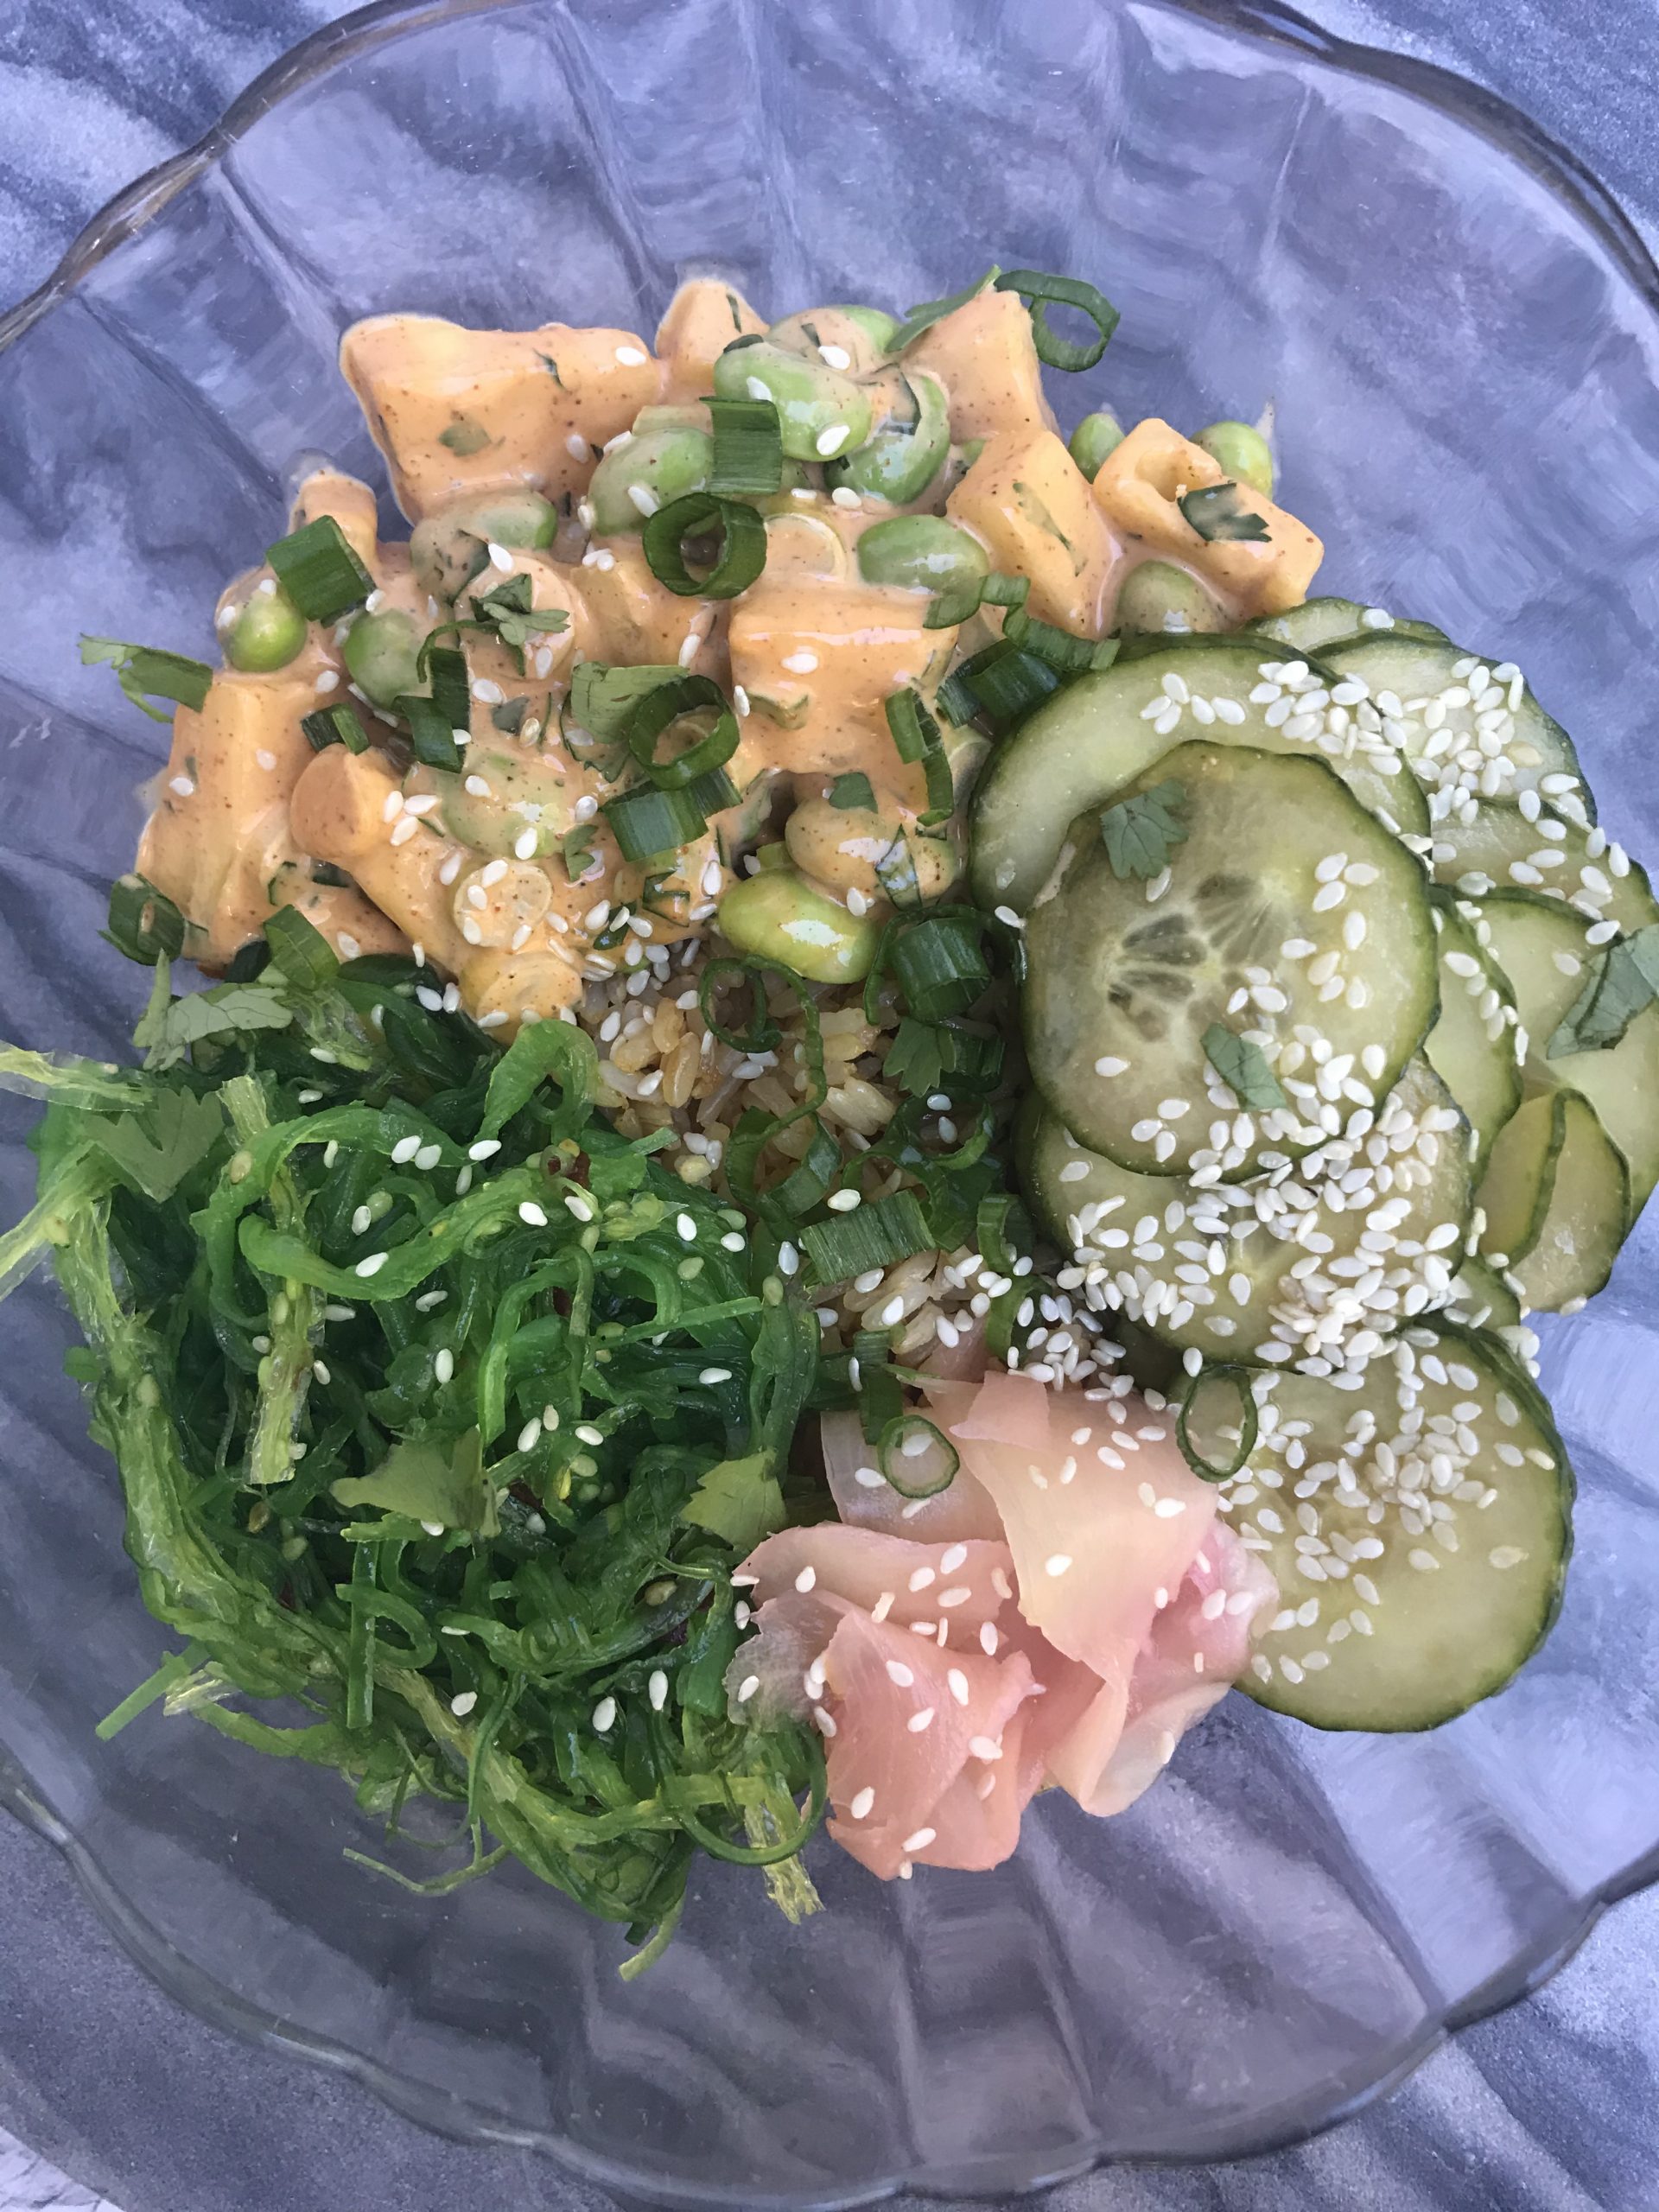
(2, 1, 1658, 2207)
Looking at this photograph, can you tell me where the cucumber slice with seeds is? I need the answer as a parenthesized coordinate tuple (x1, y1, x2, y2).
(1423, 900, 1521, 1177)
(1235, 1327, 1573, 1731)
(1245, 598, 1446, 655)
(1025, 1059, 1470, 1363)
(1319, 635, 1591, 819)
(1477, 1088, 1627, 1311)
(970, 639, 1428, 915)
(1429, 802, 1656, 936)
(1024, 742, 1439, 1179)
(1473, 888, 1659, 1207)
(1446, 1254, 1522, 1334)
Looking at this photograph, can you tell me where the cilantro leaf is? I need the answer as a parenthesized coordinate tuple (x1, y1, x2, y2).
(491, 695, 531, 734)
(333, 1429, 499, 1535)
(680, 1452, 785, 1552)
(1202, 1023, 1287, 1111)
(438, 416, 493, 455)
(883, 1017, 946, 1099)
(563, 823, 601, 882)
(79, 635, 213, 721)
(537, 352, 563, 385)
(1099, 779, 1188, 880)
(1548, 923, 1659, 1057)
(86, 1088, 226, 1202)
(467, 573, 571, 660)
(132, 963, 293, 1071)
(828, 771, 875, 811)
(1179, 482, 1271, 543)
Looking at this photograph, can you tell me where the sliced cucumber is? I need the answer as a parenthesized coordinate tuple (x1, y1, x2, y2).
(1234, 1328, 1573, 1730)
(969, 638, 1428, 915)
(1319, 635, 1591, 819)
(1024, 742, 1439, 1178)
(1026, 1058, 1470, 1358)
(1429, 802, 1656, 936)
(1477, 1088, 1628, 1311)
(1473, 888, 1659, 1208)
(1446, 1254, 1522, 1333)
(1423, 901, 1521, 1177)
(1245, 599, 1446, 655)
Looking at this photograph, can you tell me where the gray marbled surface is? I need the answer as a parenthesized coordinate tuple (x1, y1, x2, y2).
(3, 3, 1659, 2209)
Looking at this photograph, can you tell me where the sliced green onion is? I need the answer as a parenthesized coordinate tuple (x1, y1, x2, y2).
(708, 397, 784, 496)
(931, 1022, 1003, 1093)
(105, 874, 186, 965)
(937, 639, 1062, 732)
(221, 939, 271, 982)
(301, 704, 368, 753)
(264, 905, 340, 991)
(874, 833, 924, 910)
(569, 661, 685, 741)
(1006, 607, 1120, 677)
(855, 1340, 906, 1446)
(892, 915, 989, 1020)
(776, 1120, 842, 1217)
(828, 771, 875, 811)
(397, 696, 462, 772)
(877, 1414, 958, 1499)
(602, 782, 709, 864)
(891, 267, 1001, 353)
(641, 493, 766, 600)
(626, 674, 740, 790)
(994, 269, 1120, 372)
(885, 687, 943, 766)
(264, 516, 373, 622)
(976, 1191, 1032, 1278)
(919, 747, 955, 826)
(80, 635, 213, 721)
(422, 643, 473, 731)
(1176, 1363, 1260, 1482)
(980, 572, 1030, 611)
(802, 1189, 931, 1285)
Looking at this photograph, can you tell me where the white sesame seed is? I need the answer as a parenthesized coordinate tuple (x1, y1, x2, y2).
(614, 344, 648, 366)
(816, 423, 850, 456)
(648, 1669, 668, 1710)
(849, 1786, 875, 1820)
(826, 1189, 861, 1212)
(354, 1252, 388, 1278)
(592, 1696, 619, 1732)
(434, 1348, 454, 1385)
(906, 1707, 936, 1732)
(450, 1690, 478, 1716)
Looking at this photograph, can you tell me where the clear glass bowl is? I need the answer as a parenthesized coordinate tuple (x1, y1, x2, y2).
(3, 2, 1658, 2202)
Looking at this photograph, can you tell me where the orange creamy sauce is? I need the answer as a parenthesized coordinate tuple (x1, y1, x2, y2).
(137, 278, 1323, 1032)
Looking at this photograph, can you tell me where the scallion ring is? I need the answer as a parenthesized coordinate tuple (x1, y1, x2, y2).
(625, 673, 740, 790)
(876, 1414, 959, 1499)
(1175, 1363, 1260, 1483)
(993, 269, 1120, 372)
(641, 492, 767, 600)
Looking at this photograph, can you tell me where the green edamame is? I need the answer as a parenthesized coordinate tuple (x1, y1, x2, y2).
(1068, 410, 1124, 482)
(1113, 560, 1226, 637)
(1194, 419, 1274, 498)
(588, 426, 715, 535)
(767, 305, 899, 377)
(226, 584, 307, 672)
(715, 868, 879, 984)
(856, 515, 989, 615)
(410, 490, 558, 602)
(711, 339, 873, 464)
(825, 370, 950, 505)
(342, 608, 423, 709)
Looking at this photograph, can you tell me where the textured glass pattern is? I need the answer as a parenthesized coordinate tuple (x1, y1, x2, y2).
(1, 1, 1658, 2202)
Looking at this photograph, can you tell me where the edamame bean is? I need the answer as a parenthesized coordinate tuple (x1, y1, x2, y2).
(855, 514, 988, 609)
(1113, 560, 1226, 637)
(410, 490, 558, 602)
(226, 584, 306, 672)
(785, 799, 963, 902)
(825, 370, 950, 505)
(342, 608, 423, 708)
(767, 305, 899, 376)
(711, 339, 873, 463)
(588, 426, 714, 534)
(716, 867, 879, 983)
(1068, 410, 1125, 482)
(1194, 419, 1274, 497)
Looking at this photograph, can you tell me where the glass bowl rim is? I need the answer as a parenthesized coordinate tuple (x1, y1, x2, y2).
(3, 0, 1659, 2199)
